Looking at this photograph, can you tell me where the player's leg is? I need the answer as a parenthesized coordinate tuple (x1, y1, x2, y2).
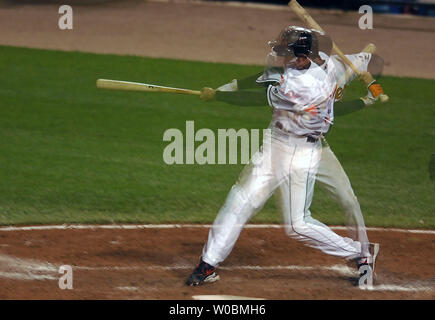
(202, 134, 285, 267)
(281, 138, 361, 259)
(186, 133, 285, 285)
(315, 140, 370, 257)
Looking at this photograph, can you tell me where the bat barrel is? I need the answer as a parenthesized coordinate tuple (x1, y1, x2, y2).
(96, 79, 201, 95)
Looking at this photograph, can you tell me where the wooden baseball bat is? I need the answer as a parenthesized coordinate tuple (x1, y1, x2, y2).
(96, 79, 201, 95)
(288, 0, 389, 103)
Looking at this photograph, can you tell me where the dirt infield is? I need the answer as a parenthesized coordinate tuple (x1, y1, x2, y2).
(0, 225, 433, 299)
(0, 0, 434, 78)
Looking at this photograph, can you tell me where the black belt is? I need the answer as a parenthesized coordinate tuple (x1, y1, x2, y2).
(274, 121, 320, 144)
(306, 136, 319, 143)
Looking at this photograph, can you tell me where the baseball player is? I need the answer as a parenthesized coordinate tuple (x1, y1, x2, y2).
(212, 28, 383, 274)
(276, 40, 383, 280)
(186, 26, 380, 286)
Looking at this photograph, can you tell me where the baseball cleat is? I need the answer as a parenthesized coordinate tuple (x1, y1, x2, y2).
(186, 259, 220, 286)
(356, 242, 380, 282)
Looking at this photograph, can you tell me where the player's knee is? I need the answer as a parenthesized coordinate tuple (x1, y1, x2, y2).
(285, 221, 308, 238)
(251, 197, 266, 211)
(338, 193, 359, 211)
(228, 185, 264, 213)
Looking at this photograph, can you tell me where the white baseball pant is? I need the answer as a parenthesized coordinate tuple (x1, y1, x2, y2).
(202, 129, 362, 267)
(276, 139, 370, 257)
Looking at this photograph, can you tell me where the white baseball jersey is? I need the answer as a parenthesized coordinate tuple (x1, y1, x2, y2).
(266, 56, 337, 138)
(257, 52, 372, 101)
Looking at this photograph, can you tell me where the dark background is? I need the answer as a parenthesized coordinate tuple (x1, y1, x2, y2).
(213, 0, 435, 16)
(4, 0, 435, 16)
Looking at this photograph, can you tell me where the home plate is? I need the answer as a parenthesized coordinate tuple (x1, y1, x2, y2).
(193, 295, 265, 300)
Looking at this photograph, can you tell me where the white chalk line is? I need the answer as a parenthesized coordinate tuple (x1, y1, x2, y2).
(0, 254, 57, 272)
(0, 254, 432, 293)
(0, 261, 356, 277)
(72, 264, 356, 277)
(0, 271, 56, 281)
(0, 224, 433, 234)
(73, 264, 432, 292)
(360, 284, 434, 292)
(116, 286, 139, 292)
(0, 254, 58, 281)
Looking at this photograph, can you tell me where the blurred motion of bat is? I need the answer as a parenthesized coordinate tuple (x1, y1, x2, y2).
(96, 79, 201, 96)
(288, 0, 389, 103)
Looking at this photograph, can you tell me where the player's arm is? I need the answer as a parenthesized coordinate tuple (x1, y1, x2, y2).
(201, 70, 282, 106)
(216, 72, 263, 92)
(216, 67, 283, 92)
(201, 87, 268, 107)
(203, 85, 364, 116)
(340, 52, 385, 106)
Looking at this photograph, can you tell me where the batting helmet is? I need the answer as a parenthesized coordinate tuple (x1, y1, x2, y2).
(269, 26, 331, 59)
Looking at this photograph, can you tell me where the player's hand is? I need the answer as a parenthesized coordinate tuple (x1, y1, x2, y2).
(359, 71, 385, 100)
(367, 82, 384, 100)
(200, 87, 216, 101)
(360, 89, 376, 106)
(360, 94, 375, 106)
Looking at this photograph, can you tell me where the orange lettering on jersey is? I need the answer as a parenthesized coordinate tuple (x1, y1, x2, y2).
(335, 87, 344, 100)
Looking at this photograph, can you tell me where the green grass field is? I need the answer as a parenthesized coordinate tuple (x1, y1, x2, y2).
(0, 45, 433, 228)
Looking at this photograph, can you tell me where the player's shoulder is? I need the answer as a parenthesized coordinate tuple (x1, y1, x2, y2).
(257, 67, 283, 84)
(315, 53, 337, 78)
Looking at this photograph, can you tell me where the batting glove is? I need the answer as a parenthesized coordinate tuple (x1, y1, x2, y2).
(200, 87, 216, 101)
(359, 71, 385, 100)
(360, 89, 376, 106)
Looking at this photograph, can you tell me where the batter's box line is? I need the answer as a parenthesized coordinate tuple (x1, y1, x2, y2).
(71, 264, 434, 292)
(72, 264, 357, 277)
(0, 224, 433, 234)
